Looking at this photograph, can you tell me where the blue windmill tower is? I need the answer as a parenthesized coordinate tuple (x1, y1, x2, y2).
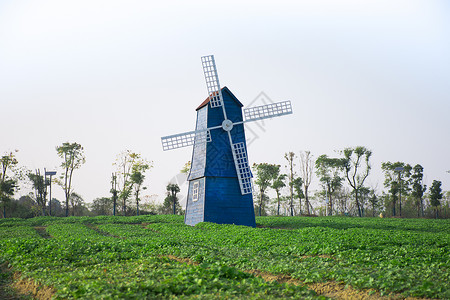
(161, 55, 292, 227)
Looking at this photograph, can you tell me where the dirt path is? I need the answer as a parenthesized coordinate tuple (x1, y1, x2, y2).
(162, 254, 427, 300)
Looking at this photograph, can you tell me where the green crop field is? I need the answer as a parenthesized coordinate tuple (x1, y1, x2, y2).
(0, 216, 449, 299)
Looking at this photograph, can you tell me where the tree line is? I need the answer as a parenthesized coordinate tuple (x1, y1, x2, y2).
(253, 146, 449, 219)
(1, 145, 448, 219)
(0, 143, 162, 218)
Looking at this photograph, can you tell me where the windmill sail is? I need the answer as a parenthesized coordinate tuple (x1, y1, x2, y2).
(243, 100, 292, 122)
(201, 55, 223, 108)
(232, 142, 253, 194)
(161, 130, 211, 151)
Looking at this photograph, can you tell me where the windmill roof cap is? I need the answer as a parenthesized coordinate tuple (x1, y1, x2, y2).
(196, 86, 244, 111)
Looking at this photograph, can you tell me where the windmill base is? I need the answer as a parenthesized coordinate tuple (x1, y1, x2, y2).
(185, 177, 256, 227)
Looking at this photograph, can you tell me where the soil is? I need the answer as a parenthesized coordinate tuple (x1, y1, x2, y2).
(2, 256, 56, 300)
(11, 274, 55, 300)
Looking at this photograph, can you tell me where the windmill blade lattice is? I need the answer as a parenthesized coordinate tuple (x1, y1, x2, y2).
(232, 142, 253, 194)
(201, 55, 253, 195)
(161, 130, 212, 151)
(243, 101, 292, 123)
(201, 56, 223, 108)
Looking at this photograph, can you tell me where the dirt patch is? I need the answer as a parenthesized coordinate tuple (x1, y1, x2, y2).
(34, 227, 51, 239)
(165, 255, 199, 265)
(244, 269, 428, 300)
(161, 255, 423, 299)
(12, 274, 55, 300)
(1, 262, 55, 300)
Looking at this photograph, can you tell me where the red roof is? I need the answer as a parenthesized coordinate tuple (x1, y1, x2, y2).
(196, 91, 219, 111)
(196, 86, 243, 111)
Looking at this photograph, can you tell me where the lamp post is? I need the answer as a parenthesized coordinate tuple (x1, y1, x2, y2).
(394, 167, 404, 217)
(45, 169, 57, 216)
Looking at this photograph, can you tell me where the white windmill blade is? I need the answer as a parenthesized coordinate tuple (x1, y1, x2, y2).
(161, 129, 212, 151)
(201, 55, 224, 108)
(243, 100, 292, 123)
(231, 142, 253, 195)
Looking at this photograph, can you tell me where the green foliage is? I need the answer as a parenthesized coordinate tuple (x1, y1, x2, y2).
(56, 142, 86, 217)
(411, 164, 427, 217)
(0, 216, 449, 299)
(28, 171, 47, 215)
(253, 163, 280, 216)
(180, 161, 191, 174)
(163, 184, 181, 215)
(315, 155, 344, 215)
(429, 180, 443, 217)
(113, 150, 152, 216)
(1, 151, 20, 218)
(90, 197, 113, 216)
(341, 146, 372, 217)
(272, 171, 287, 216)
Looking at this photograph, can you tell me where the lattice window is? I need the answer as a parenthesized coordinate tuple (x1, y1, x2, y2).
(201, 55, 223, 108)
(192, 181, 199, 202)
(244, 100, 292, 122)
(232, 142, 253, 195)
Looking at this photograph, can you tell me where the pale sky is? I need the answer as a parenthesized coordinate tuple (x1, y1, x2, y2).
(1, 0, 449, 206)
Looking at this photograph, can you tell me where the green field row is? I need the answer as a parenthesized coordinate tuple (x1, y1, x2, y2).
(1, 216, 449, 299)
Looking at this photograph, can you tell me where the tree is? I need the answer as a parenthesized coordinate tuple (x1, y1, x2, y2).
(0, 179, 16, 218)
(1, 151, 19, 218)
(292, 177, 304, 215)
(69, 192, 86, 216)
(165, 183, 181, 215)
(411, 164, 427, 217)
(56, 142, 86, 217)
(429, 180, 443, 219)
(130, 161, 152, 216)
(114, 150, 152, 216)
(271, 167, 286, 216)
(253, 163, 279, 217)
(381, 161, 411, 217)
(358, 186, 372, 217)
(341, 146, 372, 217)
(300, 151, 314, 215)
(284, 152, 296, 216)
(91, 197, 113, 216)
(367, 189, 379, 217)
(28, 170, 47, 216)
(315, 154, 344, 216)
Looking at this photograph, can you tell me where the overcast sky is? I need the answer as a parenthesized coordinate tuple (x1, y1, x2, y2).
(1, 0, 449, 206)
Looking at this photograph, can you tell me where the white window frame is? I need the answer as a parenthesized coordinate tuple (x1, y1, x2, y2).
(192, 181, 199, 202)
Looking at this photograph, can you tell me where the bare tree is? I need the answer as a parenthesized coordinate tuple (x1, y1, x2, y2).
(284, 152, 296, 216)
(300, 151, 314, 215)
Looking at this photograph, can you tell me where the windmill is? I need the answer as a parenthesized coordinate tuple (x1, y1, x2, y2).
(161, 55, 292, 227)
